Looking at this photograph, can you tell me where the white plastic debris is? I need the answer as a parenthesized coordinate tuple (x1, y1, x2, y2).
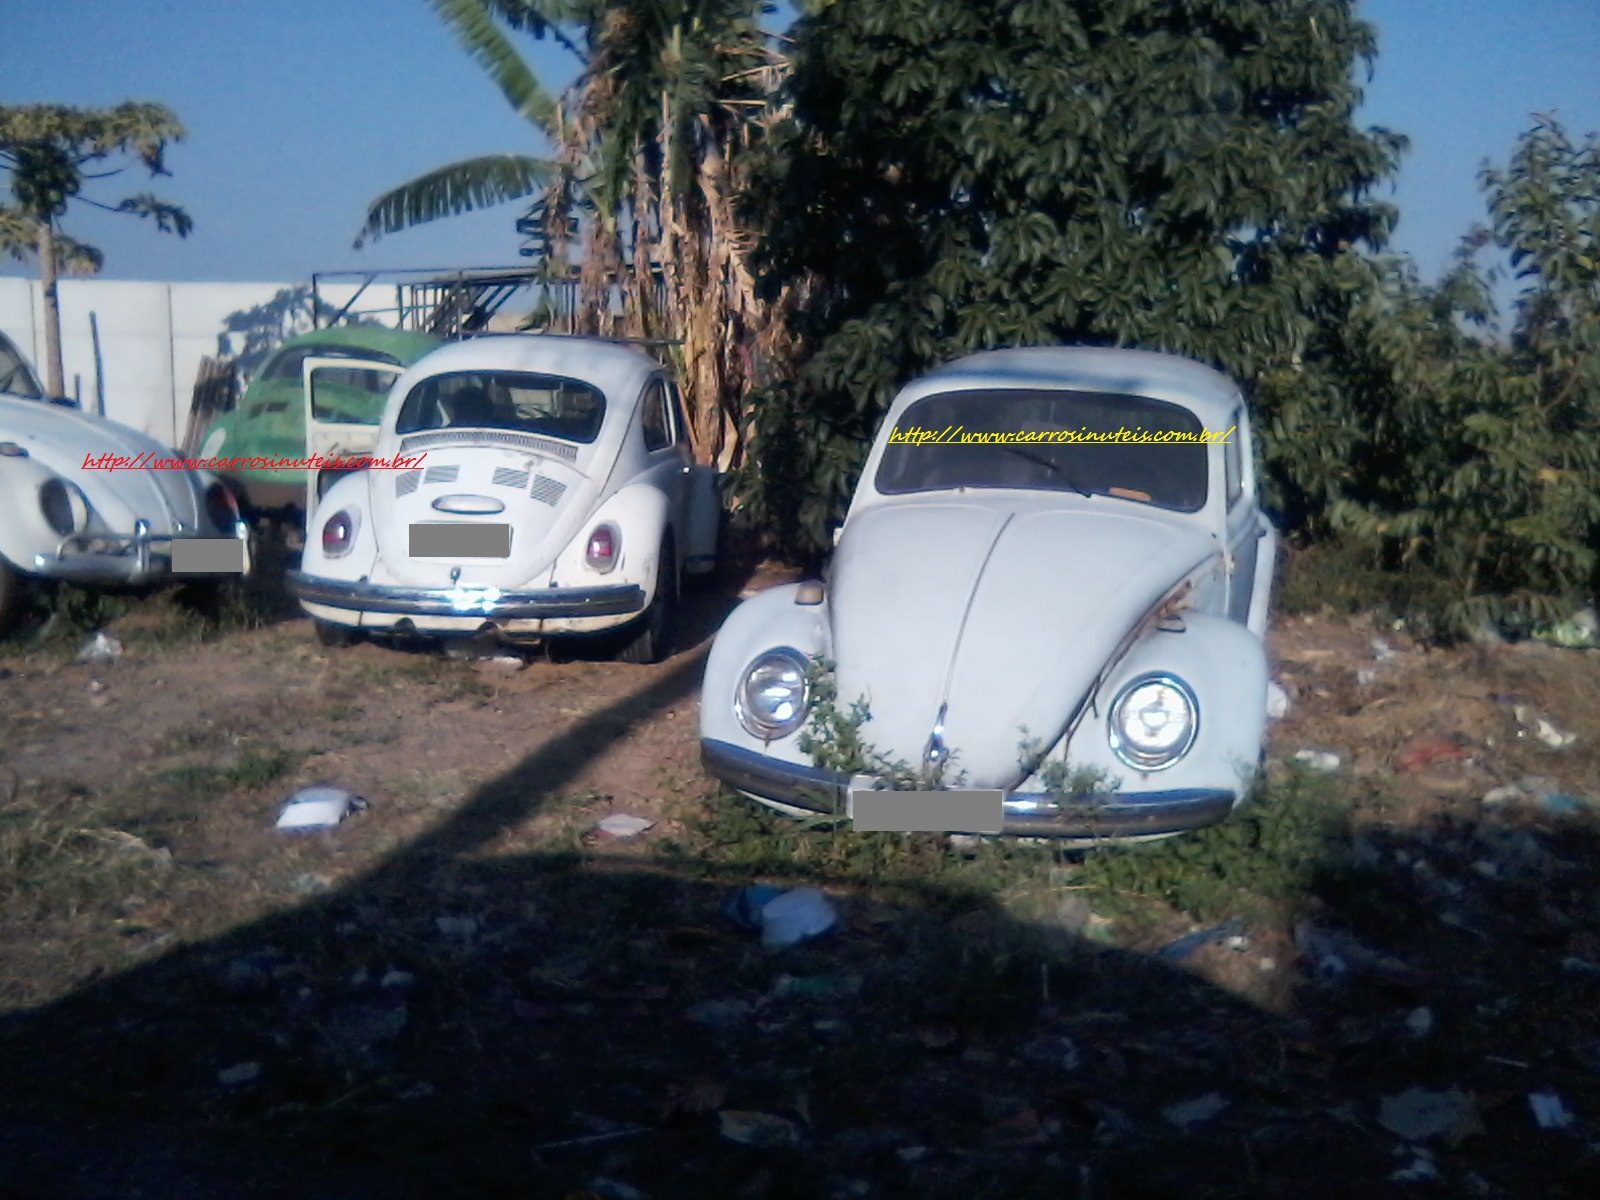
(596, 813, 655, 839)
(1378, 1087, 1482, 1144)
(275, 785, 365, 831)
(1355, 667, 1379, 687)
(1528, 1092, 1573, 1130)
(758, 886, 839, 948)
(1291, 749, 1342, 772)
(217, 1061, 261, 1086)
(1533, 718, 1577, 750)
(1371, 638, 1396, 662)
(76, 631, 123, 663)
(1162, 1093, 1229, 1129)
(1265, 680, 1291, 720)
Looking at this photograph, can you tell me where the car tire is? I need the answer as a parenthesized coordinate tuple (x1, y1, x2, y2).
(0, 555, 28, 636)
(314, 619, 361, 648)
(617, 536, 677, 665)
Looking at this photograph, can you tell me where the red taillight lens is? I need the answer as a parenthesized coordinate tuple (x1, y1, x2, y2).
(322, 510, 354, 557)
(585, 524, 618, 572)
(205, 482, 239, 531)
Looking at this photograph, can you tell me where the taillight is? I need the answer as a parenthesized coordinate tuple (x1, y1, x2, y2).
(205, 482, 239, 531)
(585, 523, 619, 572)
(322, 510, 355, 557)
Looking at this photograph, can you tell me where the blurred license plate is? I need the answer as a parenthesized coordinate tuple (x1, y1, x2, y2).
(410, 523, 511, 558)
(850, 789, 1003, 833)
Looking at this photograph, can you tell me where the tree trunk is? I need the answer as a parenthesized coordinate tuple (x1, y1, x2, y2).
(37, 220, 65, 399)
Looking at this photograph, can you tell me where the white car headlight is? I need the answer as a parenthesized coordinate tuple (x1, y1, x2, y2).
(1109, 673, 1198, 770)
(39, 478, 89, 537)
(735, 648, 811, 740)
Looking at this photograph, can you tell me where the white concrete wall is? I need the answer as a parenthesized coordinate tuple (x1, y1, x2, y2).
(0, 277, 403, 446)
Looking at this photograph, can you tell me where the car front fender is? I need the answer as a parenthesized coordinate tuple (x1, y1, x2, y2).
(699, 583, 833, 762)
(0, 458, 75, 573)
(1029, 612, 1268, 800)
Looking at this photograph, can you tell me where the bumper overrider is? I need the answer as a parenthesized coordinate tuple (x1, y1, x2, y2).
(287, 570, 646, 621)
(701, 738, 1235, 838)
(33, 520, 251, 585)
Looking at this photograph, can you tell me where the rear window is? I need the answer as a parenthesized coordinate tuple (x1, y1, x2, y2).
(875, 388, 1209, 512)
(396, 371, 606, 444)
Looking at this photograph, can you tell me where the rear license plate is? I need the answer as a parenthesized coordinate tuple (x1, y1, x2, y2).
(850, 788, 1004, 833)
(410, 522, 511, 558)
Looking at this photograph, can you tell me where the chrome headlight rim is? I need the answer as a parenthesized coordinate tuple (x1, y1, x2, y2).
(1108, 671, 1199, 771)
(734, 646, 812, 741)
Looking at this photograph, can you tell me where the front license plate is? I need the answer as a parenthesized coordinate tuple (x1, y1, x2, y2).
(409, 522, 511, 558)
(850, 788, 1004, 833)
(171, 538, 246, 573)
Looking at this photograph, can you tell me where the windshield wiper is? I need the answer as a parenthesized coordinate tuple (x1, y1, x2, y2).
(997, 443, 1094, 499)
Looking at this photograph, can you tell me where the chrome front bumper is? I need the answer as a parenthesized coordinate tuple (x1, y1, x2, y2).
(32, 520, 251, 585)
(700, 738, 1235, 838)
(287, 570, 647, 620)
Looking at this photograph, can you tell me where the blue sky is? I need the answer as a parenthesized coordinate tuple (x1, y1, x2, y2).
(5, 0, 1598, 299)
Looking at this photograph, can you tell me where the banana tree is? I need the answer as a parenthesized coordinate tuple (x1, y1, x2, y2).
(357, 0, 788, 469)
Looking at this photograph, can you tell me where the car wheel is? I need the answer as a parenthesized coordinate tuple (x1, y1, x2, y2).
(0, 555, 29, 636)
(314, 619, 361, 648)
(617, 536, 677, 665)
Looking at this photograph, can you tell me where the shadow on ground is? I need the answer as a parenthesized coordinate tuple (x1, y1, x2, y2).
(3, 639, 1599, 1197)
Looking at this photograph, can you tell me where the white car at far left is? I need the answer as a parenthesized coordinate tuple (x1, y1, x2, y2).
(0, 330, 250, 634)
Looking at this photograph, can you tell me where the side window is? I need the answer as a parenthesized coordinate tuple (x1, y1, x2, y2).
(1224, 407, 1243, 508)
(641, 379, 672, 452)
(666, 380, 690, 449)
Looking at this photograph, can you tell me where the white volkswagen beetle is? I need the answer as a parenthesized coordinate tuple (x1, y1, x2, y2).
(0, 331, 250, 633)
(288, 334, 718, 661)
(700, 347, 1277, 839)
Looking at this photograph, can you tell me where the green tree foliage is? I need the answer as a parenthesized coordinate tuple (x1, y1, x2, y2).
(0, 103, 191, 397)
(1280, 117, 1600, 635)
(740, 0, 1405, 556)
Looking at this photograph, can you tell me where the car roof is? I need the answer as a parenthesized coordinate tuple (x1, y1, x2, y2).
(890, 347, 1244, 429)
(400, 333, 665, 401)
(275, 324, 444, 362)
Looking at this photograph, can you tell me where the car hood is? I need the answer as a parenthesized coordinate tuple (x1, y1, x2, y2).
(829, 498, 1219, 787)
(0, 396, 200, 531)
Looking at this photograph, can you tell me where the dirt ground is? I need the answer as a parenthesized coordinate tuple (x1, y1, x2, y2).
(1, 555, 1598, 1199)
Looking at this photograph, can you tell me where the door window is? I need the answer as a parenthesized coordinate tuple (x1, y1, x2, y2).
(1224, 408, 1243, 508)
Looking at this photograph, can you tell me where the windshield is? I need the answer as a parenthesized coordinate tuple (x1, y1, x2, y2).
(875, 388, 1210, 512)
(0, 335, 43, 398)
(396, 371, 607, 444)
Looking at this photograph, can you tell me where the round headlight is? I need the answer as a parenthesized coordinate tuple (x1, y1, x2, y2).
(39, 478, 88, 537)
(735, 648, 811, 740)
(1109, 673, 1198, 770)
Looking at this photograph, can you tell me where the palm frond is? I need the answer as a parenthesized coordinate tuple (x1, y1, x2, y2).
(0, 205, 34, 262)
(53, 231, 104, 274)
(428, 0, 560, 133)
(357, 153, 555, 245)
(114, 192, 192, 236)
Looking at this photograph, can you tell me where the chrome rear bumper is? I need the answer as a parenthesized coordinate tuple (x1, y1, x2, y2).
(287, 570, 646, 620)
(700, 738, 1235, 838)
